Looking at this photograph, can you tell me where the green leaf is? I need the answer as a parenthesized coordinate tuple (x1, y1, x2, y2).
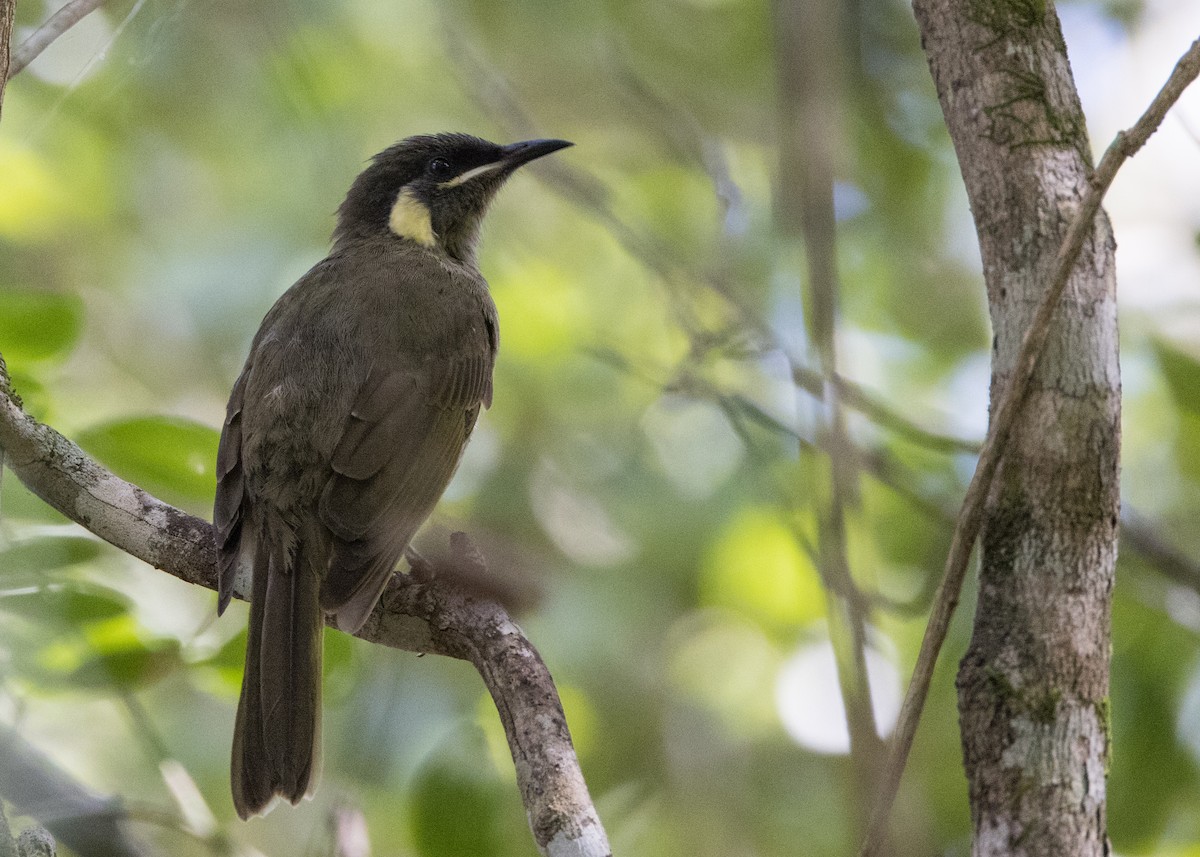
(0, 289, 83, 364)
(0, 465, 70, 523)
(1176, 412, 1200, 483)
(323, 626, 354, 681)
(196, 626, 247, 692)
(0, 535, 104, 576)
(410, 734, 506, 857)
(67, 642, 181, 690)
(1154, 338, 1200, 415)
(1109, 591, 1199, 849)
(7, 603, 179, 691)
(61, 585, 132, 624)
(76, 416, 219, 511)
(0, 581, 129, 636)
(4, 367, 48, 416)
(206, 627, 247, 670)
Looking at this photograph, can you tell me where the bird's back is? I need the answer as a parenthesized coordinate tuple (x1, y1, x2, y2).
(235, 241, 494, 509)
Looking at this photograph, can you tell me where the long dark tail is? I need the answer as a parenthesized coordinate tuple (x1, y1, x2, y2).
(231, 523, 325, 820)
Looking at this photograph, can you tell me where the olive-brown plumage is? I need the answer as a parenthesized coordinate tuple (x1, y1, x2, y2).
(214, 133, 571, 819)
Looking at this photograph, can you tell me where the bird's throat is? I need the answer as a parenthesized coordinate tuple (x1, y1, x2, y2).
(388, 188, 437, 247)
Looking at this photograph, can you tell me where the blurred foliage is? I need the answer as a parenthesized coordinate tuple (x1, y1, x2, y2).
(2, 0, 1200, 855)
(76, 416, 219, 513)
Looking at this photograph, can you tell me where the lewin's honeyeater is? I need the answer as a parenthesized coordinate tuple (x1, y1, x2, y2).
(213, 133, 572, 819)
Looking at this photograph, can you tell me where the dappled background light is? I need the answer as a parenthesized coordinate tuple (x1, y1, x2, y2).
(775, 637, 901, 755)
(3, 0, 1200, 855)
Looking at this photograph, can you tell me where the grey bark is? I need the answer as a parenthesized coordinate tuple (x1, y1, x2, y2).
(912, 2, 1119, 855)
(0, 802, 16, 857)
(0, 0, 13, 116)
(16, 831, 55, 857)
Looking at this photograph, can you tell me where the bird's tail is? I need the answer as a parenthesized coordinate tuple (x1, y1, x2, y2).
(231, 520, 325, 820)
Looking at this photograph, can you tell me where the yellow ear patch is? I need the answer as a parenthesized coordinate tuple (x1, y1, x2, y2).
(389, 187, 436, 247)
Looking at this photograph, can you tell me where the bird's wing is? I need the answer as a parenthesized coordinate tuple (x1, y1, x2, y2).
(215, 367, 249, 615)
(316, 344, 494, 630)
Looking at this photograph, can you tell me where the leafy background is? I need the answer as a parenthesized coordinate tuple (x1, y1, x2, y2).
(2, 0, 1200, 854)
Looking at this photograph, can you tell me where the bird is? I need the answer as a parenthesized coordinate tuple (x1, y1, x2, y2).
(213, 132, 572, 819)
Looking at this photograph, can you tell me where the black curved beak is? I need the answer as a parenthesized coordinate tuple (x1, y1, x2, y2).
(500, 138, 573, 169)
(443, 139, 573, 188)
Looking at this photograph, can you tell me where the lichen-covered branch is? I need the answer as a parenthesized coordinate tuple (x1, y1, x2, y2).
(0, 802, 19, 857)
(0, 354, 611, 857)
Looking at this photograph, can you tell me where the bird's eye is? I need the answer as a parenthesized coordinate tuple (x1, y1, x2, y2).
(428, 158, 453, 179)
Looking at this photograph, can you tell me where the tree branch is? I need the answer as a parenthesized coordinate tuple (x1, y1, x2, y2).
(6, 0, 107, 79)
(0, 355, 611, 857)
(0, 801, 20, 857)
(860, 33, 1200, 857)
(0, 721, 150, 857)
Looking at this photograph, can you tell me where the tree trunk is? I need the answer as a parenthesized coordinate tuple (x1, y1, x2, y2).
(0, 0, 15, 117)
(912, 2, 1120, 855)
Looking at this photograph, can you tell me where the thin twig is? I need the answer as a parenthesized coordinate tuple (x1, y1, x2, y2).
(773, 0, 884, 834)
(7, 0, 107, 79)
(1120, 512, 1200, 591)
(455, 42, 980, 463)
(816, 369, 978, 456)
(615, 345, 1200, 617)
(859, 35, 1200, 856)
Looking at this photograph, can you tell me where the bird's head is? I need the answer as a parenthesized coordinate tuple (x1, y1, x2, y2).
(334, 132, 572, 263)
